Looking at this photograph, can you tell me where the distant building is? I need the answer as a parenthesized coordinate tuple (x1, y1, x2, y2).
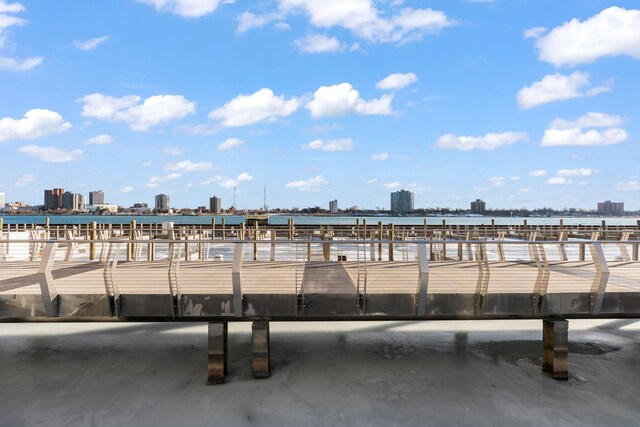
(62, 191, 79, 210)
(89, 190, 105, 206)
(470, 199, 486, 214)
(329, 199, 338, 213)
(44, 188, 64, 211)
(0, 192, 5, 209)
(78, 194, 86, 211)
(132, 203, 148, 209)
(390, 190, 414, 214)
(155, 194, 170, 212)
(597, 200, 624, 216)
(209, 196, 222, 214)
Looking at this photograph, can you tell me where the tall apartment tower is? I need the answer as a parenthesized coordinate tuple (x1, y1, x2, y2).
(390, 190, 414, 214)
(89, 190, 105, 206)
(62, 191, 79, 210)
(44, 188, 64, 211)
(209, 196, 222, 214)
(329, 199, 338, 213)
(597, 200, 624, 216)
(470, 199, 486, 214)
(155, 194, 170, 212)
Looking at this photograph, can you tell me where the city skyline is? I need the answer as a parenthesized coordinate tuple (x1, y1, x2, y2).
(0, 1, 639, 210)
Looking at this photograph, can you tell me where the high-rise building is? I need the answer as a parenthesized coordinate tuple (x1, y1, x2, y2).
(390, 190, 414, 214)
(62, 191, 79, 210)
(44, 188, 64, 211)
(470, 199, 486, 214)
(209, 196, 222, 214)
(89, 190, 105, 206)
(155, 194, 170, 212)
(0, 192, 5, 209)
(329, 199, 338, 213)
(78, 194, 86, 211)
(597, 200, 624, 216)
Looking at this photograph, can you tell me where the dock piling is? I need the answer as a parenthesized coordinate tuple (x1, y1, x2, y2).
(252, 320, 270, 379)
(543, 319, 568, 380)
(207, 322, 228, 385)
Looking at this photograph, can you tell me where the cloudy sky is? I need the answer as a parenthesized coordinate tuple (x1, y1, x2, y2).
(0, 0, 639, 210)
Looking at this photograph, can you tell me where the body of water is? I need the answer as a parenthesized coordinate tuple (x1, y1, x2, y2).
(0, 214, 638, 226)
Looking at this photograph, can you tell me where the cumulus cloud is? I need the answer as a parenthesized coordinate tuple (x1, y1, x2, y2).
(209, 88, 299, 127)
(120, 186, 134, 193)
(523, 26, 547, 39)
(371, 152, 389, 160)
(136, 0, 232, 18)
(146, 173, 181, 188)
(285, 174, 328, 192)
(436, 131, 528, 151)
(489, 176, 506, 187)
(162, 146, 183, 155)
(218, 137, 244, 150)
(14, 173, 35, 187)
(547, 177, 568, 185)
(165, 160, 214, 172)
(376, 72, 417, 90)
(73, 35, 110, 51)
(0, 109, 71, 142)
(541, 112, 628, 147)
(276, 0, 454, 44)
(303, 138, 353, 151)
(218, 172, 254, 188)
(18, 145, 82, 162)
(616, 181, 640, 192)
(556, 168, 594, 177)
(529, 169, 547, 177)
(516, 72, 610, 109)
(0, 1, 43, 71)
(306, 83, 392, 118)
(535, 7, 640, 66)
(383, 181, 401, 189)
(85, 134, 112, 145)
(293, 33, 345, 53)
(80, 93, 195, 131)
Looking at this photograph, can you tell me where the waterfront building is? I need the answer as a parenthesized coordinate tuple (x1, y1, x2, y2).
(155, 194, 170, 212)
(89, 190, 105, 206)
(44, 188, 64, 211)
(0, 192, 5, 209)
(61, 191, 79, 211)
(471, 199, 486, 215)
(390, 190, 414, 214)
(329, 199, 338, 213)
(78, 195, 86, 211)
(597, 200, 624, 216)
(210, 196, 222, 214)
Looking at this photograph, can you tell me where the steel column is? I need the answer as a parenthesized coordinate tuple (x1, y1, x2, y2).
(37, 242, 59, 317)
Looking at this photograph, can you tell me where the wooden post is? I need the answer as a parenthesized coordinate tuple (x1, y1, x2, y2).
(128, 220, 136, 261)
(207, 322, 228, 385)
(253, 222, 259, 261)
(633, 220, 640, 261)
(378, 221, 383, 261)
(523, 219, 528, 241)
(388, 223, 394, 261)
(89, 221, 97, 260)
(543, 319, 569, 380)
(423, 218, 427, 240)
(356, 218, 360, 240)
(602, 220, 607, 240)
(491, 219, 495, 240)
(362, 219, 366, 241)
(252, 320, 271, 379)
(211, 218, 216, 240)
(239, 222, 245, 241)
(0, 218, 3, 233)
(221, 218, 226, 240)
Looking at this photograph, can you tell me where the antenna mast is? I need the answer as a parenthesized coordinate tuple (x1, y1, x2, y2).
(232, 186, 236, 210)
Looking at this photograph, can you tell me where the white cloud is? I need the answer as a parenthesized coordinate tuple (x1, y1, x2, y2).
(136, 0, 232, 18)
(162, 146, 183, 156)
(556, 168, 594, 177)
(120, 186, 134, 193)
(74, 35, 110, 51)
(541, 112, 628, 147)
(510, 176, 520, 181)
(383, 181, 401, 189)
(80, 93, 195, 131)
(285, 174, 328, 192)
(376, 72, 417, 90)
(306, 83, 392, 118)
(519, 187, 532, 193)
(535, 7, 640, 66)
(165, 160, 213, 172)
(303, 138, 353, 151)
(489, 176, 506, 187)
(436, 131, 528, 151)
(237, 172, 253, 181)
(146, 173, 182, 188)
(218, 172, 253, 188)
(85, 134, 112, 145)
(218, 137, 244, 150)
(371, 152, 389, 160)
(523, 26, 547, 39)
(529, 169, 547, 177)
(293, 33, 343, 53)
(367, 178, 378, 184)
(236, 11, 284, 33)
(0, 109, 71, 142)
(209, 88, 299, 127)
(14, 173, 35, 187)
(18, 145, 82, 162)
(547, 177, 568, 185)
(616, 181, 640, 192)
(0, 56, 43, 71)
(516, 72, 610, 109)
(277, 0, 454, 44)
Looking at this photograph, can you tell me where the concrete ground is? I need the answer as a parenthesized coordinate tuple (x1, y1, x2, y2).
(1, 319, 639, 427)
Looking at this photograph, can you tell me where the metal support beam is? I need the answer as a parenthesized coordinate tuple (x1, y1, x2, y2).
(207, 322, 228, 385)
(232, 243, 244, 317)
(543, 319, 568, 380)
(252, 320, 270, 379)
(589, 243, 609, 315)
(37, 242, 59, 317)
(416, 242, 429, 317)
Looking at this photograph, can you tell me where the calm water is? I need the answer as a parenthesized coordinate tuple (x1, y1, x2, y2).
(0, 214, 638, 226)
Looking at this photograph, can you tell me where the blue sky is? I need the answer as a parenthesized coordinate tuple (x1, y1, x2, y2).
(0, 0, 639, 210)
